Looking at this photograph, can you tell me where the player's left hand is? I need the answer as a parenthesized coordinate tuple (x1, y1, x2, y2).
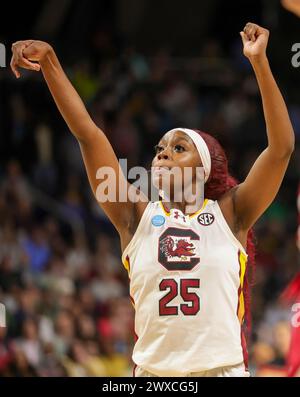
(240, 23, 269, 61)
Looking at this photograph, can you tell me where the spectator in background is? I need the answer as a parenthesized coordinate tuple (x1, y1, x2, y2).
(21, 226, 51, 273)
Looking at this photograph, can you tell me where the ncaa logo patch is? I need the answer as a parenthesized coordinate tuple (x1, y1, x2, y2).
(197, 212, 214, 226)
(151, 215, 165, 227)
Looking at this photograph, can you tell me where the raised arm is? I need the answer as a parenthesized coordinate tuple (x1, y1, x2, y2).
(233, 23, 295, 231)
(10, 40, 148, 239)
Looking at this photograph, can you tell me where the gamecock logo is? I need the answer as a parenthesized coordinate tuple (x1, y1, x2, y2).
(158, 227, 200, 271)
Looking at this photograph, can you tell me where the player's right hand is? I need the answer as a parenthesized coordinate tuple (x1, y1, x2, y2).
(10, 40, 52, 79)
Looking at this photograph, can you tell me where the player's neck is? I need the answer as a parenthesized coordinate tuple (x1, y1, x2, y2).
(161, 198, 205, 216)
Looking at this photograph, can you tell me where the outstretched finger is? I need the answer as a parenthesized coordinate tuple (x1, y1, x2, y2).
(16, 45, 40, 71)
(10, 57, 21, 79)
(19, 58, 40, 71)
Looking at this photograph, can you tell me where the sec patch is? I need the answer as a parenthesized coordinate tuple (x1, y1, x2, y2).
(197, 213, 214, 226)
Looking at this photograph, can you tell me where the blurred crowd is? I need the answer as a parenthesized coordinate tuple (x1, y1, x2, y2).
(0, 29, 299, 376)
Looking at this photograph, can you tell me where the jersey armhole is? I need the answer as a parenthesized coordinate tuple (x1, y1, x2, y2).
(214, 200, 248, 257)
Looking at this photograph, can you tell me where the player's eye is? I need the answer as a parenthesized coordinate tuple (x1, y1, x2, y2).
(174, 144, 185, 152)
(154, 145, 164, 154)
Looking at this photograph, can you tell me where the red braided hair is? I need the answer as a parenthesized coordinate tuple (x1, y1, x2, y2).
(195, 130, 256, 336)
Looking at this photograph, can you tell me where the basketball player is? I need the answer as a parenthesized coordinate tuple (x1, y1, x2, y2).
(10, 22, 294, 376)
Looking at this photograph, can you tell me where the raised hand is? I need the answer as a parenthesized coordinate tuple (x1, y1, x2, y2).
(240, 23, 269, 62)
(10, 40, 52, 78)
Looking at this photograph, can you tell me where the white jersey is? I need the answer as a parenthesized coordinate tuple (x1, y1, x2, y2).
(122, 199, 248, 377)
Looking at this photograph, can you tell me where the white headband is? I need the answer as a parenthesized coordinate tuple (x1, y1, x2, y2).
(166, 128, 211, 182)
